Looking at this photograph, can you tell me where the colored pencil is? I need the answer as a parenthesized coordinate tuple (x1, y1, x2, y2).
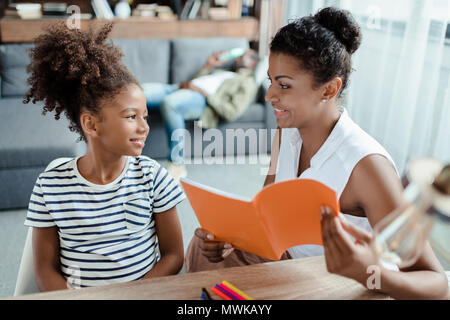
(222, 281, 254, 300)
(201, 287, 213, 300)
(211, 285, 232, 300)
(217, 283, 245, 300)
(214, 284, 239, 300)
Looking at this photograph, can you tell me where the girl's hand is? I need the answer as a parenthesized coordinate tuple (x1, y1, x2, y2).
(320, 206, 381, 286)
(194, 228, 234, 263)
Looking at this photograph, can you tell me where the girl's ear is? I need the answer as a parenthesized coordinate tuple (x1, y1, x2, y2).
(322, 77, 343, 101)
(80, 112, 100, 139)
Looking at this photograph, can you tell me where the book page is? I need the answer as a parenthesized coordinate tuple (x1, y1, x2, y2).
(254, 179, 339, 259)
(181, 179, 276, 258)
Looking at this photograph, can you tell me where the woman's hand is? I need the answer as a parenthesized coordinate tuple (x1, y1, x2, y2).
(320, 206, 381, 286)
(194, 228, 234, 263)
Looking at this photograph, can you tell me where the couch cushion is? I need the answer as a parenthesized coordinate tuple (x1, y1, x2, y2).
(0, 98, 85, 169)
(233, 102, 265, 123)
(171, 38, 249, 84)
(0, 43, 33, 98)
(0, 39, 171, 98)
(0, 166, 45, 209)
(111, 38, 170, 84)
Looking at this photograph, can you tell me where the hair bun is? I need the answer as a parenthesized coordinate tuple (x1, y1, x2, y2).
(314, 7, 361, 54)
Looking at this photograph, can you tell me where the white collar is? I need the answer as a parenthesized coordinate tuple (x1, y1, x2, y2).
(288, 107, 351, 170)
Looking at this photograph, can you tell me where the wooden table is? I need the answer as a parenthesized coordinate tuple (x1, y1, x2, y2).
(10, 256, 390, 300)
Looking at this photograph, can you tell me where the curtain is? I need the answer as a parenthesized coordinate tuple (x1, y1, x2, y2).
(282, 0, 450, 175)
(259, 0, 288, 56)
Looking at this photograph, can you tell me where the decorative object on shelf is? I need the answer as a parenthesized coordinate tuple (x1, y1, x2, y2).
(131, 4, 176, 20)
(114, 0, 132, 19)
(208, 7, 229, 20)
(241, 0, 254, 17)
(132, 3, 157, 17)
(228, 0, 242, 19)
(157, 6, 176, 20)
(6, 3, 43, 19)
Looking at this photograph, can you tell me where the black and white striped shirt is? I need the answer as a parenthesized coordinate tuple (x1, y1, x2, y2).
(25, 155, 185, 287)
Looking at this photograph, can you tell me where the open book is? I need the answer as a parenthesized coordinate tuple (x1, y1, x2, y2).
(180, 178, 339, 261)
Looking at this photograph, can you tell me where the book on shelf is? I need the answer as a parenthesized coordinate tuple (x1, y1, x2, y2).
(180, 0, 203, 20)
(188, 0, 201, 19)
(91, 0, 114, 19)
(180, 178, 339, 261)
(180, 0, 194, 20)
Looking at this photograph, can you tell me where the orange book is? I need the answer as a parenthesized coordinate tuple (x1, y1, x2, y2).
(180, 178, 340, 261)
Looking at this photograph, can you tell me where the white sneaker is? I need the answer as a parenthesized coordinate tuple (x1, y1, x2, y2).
(167, 162, 187, 182)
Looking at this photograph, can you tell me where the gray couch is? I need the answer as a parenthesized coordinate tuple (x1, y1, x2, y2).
(0, 37, 275, 210)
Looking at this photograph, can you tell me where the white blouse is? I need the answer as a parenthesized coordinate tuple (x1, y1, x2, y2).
(274, 107, 398, 259)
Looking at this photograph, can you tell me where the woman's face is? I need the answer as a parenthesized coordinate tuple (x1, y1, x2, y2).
(265, 52, 325, 129)
(93, 83, 149, 157)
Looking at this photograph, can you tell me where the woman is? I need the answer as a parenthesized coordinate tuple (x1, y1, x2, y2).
(185, 7, 448, 299)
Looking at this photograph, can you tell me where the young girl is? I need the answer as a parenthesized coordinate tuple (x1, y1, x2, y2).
(186, 7, 448, 299)
(24, 22, 185, 290)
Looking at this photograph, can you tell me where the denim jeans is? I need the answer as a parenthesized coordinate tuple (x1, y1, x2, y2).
(142, 83, 207, 164)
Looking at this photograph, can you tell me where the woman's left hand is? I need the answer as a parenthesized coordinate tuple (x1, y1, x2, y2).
(320, 206, 381, 286)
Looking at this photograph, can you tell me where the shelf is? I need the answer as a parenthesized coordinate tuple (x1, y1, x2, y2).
(0, 16, 260, 43)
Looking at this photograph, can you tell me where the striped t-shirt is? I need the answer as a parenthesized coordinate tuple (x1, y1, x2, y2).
(25, 155, 185, 288)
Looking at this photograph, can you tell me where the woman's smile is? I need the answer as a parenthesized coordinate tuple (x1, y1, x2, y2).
(273, 106, 289, 118)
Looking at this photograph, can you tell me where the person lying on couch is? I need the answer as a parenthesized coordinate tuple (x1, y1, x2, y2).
(142, 49, 260, 180)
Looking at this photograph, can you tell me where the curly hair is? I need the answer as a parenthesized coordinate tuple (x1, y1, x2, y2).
(23, 22, 140, 141)
(270, 7, 362, 97)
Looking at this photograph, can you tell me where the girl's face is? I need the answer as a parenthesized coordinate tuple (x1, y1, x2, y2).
(265, 52, 326, 129)
(94, 83, 149, 157)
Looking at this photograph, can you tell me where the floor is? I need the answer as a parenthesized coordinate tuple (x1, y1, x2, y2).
(0, 155, 448, 298)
